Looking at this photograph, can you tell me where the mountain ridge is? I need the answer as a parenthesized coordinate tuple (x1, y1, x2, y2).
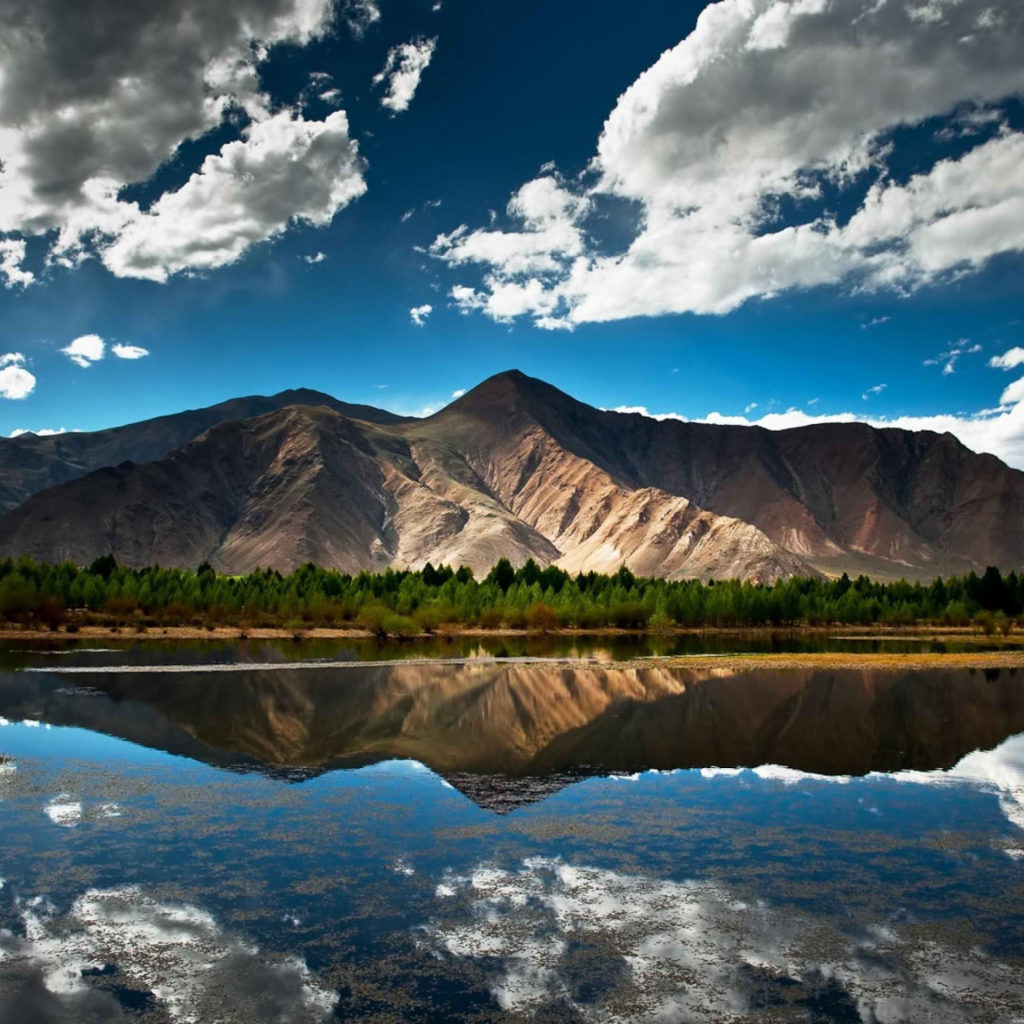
(1, 369, 1022, 580)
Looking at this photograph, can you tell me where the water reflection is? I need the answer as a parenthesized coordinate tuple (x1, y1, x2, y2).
(427, 856, 1022, 1023)
(2, 663, 1023, 805)
(1, 657, 1023, 1022)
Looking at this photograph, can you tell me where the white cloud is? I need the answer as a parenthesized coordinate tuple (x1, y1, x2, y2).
(0, 237, 33, 288)
(302, 251, 327, 264)
(400, 208, 416, 223)
(451, 388, 466, 398)
(433, 0, 1024, 328)
(744, 402, 758, 413)
(990, 346, 1024, 370)
(61, 334, 105, 368)
(0, 0, 365, 282)
(112, 343, 149, 360)
(861, 316, 890, 329)
(100, 111, 365, 281)
(10, 427, 67, 437)
(343, 0, 380, 38)
(923, 338, 983, 375)
(862, 383, 886, 399)
(410, 303, 433, 326)
(0, 352, 35, 399)
(373, 37, 437, 114)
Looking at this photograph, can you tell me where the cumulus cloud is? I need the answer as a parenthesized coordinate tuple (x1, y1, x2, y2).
(410, 303, 433, 326)
(0, 238, 32, 288)
(101, 111, 365, 281)
(0, 0, 367, 281)
(302, 251, 327, 264)
(433, 0, 1024, 328)
(61, 334, 105, 368)
(0, 352, 36, 399)
(373, 37, 437, 113)
(451, 388, 466, 398)
(112, 343, 148, 359)
(990, 346, 1024, 370)
(9, 427, 66, 437)
(343, 0, 380, 38)
(1, 885, 337, 1023)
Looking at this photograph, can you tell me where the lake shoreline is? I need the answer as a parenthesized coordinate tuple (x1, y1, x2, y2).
(0, 622, 1021, 643)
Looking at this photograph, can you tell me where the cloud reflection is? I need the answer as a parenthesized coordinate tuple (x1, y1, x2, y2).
(0, 886, 337, 1022)
(425, 857, 1021, 1022)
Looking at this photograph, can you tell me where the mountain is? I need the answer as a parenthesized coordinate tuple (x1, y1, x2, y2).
(1, 370, 1023, 579)
(0, 388, 411, 514)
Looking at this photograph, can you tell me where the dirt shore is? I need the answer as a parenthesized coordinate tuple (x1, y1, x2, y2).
(0, 623, 1022, 643)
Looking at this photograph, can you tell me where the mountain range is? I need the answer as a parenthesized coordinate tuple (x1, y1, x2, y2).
(1, 370, 1022, 581)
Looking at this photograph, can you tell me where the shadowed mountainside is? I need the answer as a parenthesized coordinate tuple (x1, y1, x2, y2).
(1, 370, 1023, 580)
(0, 387, 411, 514)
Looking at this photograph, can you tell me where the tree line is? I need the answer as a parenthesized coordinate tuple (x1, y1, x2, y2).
(0, 553, 1021, 634)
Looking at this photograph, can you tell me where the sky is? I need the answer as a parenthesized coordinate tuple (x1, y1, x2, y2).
(1, 0, 1023, 462)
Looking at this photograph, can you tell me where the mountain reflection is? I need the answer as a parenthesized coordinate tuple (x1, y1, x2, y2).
(3, 663, 1023, 801)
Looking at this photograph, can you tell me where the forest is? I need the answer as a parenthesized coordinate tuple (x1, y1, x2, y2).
(0, 554, 1020, 635)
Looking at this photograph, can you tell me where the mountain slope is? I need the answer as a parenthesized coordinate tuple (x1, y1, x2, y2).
(0, 387, 411, 514)
(429, 371, 1024, 578)
(1, 369, 1023, 579)
(0, 405, 565, 574)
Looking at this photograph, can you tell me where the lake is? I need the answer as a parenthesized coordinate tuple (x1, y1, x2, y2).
(0, 640, 1023, 1022)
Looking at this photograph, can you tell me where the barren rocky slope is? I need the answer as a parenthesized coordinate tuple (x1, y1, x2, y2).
(0, 387, 409, 514)
(1, 370, 1023, 579)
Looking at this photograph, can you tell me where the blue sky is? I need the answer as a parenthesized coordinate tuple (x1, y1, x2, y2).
(1, 0, 1023, 462)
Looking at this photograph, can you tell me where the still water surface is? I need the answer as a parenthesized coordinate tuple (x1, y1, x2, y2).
(0, 640, 1022, 1022)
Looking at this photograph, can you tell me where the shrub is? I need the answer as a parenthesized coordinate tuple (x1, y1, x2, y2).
(648, 610, 673, 633)
(576, 606, 609, 630)
(359, 603, 390, 640)
(525, 602, 558, 632)
(414, 606, 443, 634)
(36, 594, 67, 630)
(383, 613, 419, 638)
(104, 596, 138, 621)
(610, 601, 651, 629)
(503, 608, 528, 630)
(477, 608, 503, 630)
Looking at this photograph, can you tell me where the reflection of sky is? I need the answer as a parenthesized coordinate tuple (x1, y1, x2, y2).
(1, 720, 1024, 1020)
(426, 856, 1022, 1023)
(884, 734, 1024, 832)
(2, 886, 337, 1023)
